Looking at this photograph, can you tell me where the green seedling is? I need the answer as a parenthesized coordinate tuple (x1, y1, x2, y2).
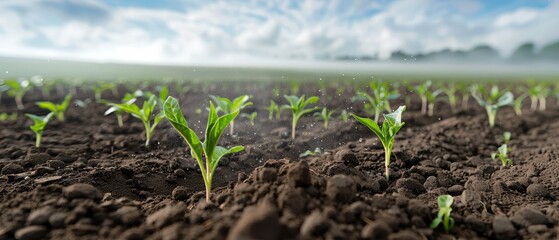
(36, 94, 72, 122)
(299, 148, 321, 158)
(314, 107, 334, 129)
(164, 96, 244, 202)
(457, 82, 471, 110)
(241, 112, 257, 125)
(283, 95, 320, 139)
(502, 131, 511, 144)
(430, 195, 455, 233)
(0, 112, 17, 121)
(413, 80, 441, 116)
(108, 95, 164, 146)
(492, 144, 512, 166)
(352, 106, 406, 179)
(4, 79, 32, 109)
(265, 100, 281, 120)
(352, 81, 399, 122)
(527, 83, 550, 111)
(210, 95, 252, 135)
(513, 93, 529, 116)
(471, 85, 513, 128)
(104, 92, 139, 127)
(91, 82, 117, 102)
(25, 112, 54, 148)
(439, 83, 458, 113)
(74, 99, 92, 108)
(339, 109, 349, 123)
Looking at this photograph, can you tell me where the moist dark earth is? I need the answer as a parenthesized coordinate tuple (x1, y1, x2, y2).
(0, 80, 558, 240)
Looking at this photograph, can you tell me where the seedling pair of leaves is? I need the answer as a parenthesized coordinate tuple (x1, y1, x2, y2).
(352, 106, 405, 179)
(352, 81, 399, 122)
(25, 112, 54, 148)
(283, 95, 320, 139)
(265, 100, 283, 120)
(4, 79, 32, 109)
(492, 144, 512, 166)
(471, 84, 513, 128)
(430, 195, 455, 233)
(314, 107, 334, 129)
(91, 82, 117, 102)
(36, 94, 72, 122)
(164, 96, 244, 202)
(210, 95, 252, 135)
(413, 80, 442, 116)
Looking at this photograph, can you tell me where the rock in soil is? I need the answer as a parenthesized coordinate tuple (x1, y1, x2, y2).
(14, 225, 49, 240)
(334, 149, 359, 167)
(526, 183, 550, 198)
(492, 215, 518, 240)
(395, 178, 426, 195)
(63, 183, 103, 201)
(287, 161, 311, 188)
(511, 207, 555, 228)
(145, 203, 186, 229)
(227, 201, 281, 240)
(300, 210, 330, 237)
(172, 186, 189, 201)
(326, 174, 356, 204)
(27, 206, 55, 225)
(1, 163, 24, 175)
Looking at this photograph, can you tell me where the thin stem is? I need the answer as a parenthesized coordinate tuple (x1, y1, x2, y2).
(374, 107, 380, 123)
(539, 97, 546, 111)
(229, 120, 235, 135)
(461, 95, 469, 110)
(117, 113, 123, 127)
(95, 91, 102, 103)
(16, 95, 23, 110)
(428, 103, 434, 117)
(144, 121, 151, 147)
(58, 112, 65, 122)
(36, 134, 42, 148)
(291, 116, 297, 140)
(384, 145, 391, 180)
(486, 106, 496, 128)
(530, 96, 537, 111)
(421, 96, 427, 115)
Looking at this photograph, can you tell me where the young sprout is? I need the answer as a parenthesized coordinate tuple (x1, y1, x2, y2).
(299, 148, 321, 158)
(491, 144, 512, 166)
(283, 95, 320, 139)
(0, 112, 18, 121)
(314, 107, 334, 129)
(265, 100, 281, 120)
(210, 95, 252, 135)
(413, 80, 441, 116)
(502, 131, 511, 144)
(471, 85, 513, 128)
(104, 91, 141, 127)
(352, 106, 406, 179)
(164, 96, 244, 202)
(91, 82, 117, 102)
(36, 94, 72, 122)
(352, 81, 399, 122)
(241, 112, 257, 125)
(108, 95, 165, 147)
(439, 83, 458, 113)
(25, 112, 54, 148)
(457, 83, 471, 110)
(339, 109, 349, 123)
(4, 79, 31, 109)
(527, 83, 550, 111)
(513, 93, 529, 116)
(430, 195, 455, 233)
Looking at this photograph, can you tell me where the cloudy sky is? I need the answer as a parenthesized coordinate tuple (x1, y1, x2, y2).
(0, 0, 558, 65)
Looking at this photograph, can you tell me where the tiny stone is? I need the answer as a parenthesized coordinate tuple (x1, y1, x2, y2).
(526, 184, 550, 198)
(326, 174, 356, 204)
(14, 226, 49, 240)
(172, 186, 189, 201)
(1, 163, 24, 175)
(47, 160, 66, 169)
(63, 183, 102, 201)
(173, 169, 186, 178)
(447, 185, 464, 195)
(334, 149, 359, 167)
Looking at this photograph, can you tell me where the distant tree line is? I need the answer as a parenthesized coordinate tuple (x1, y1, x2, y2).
(332, 40, 559, 63)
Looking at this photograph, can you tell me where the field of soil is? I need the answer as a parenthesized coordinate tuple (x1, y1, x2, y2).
(1, 80, 558, 240)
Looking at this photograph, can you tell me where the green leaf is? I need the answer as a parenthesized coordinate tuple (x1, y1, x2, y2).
(352, 114, 383, 139)
(210, 145, 244, 174)
(164, 97, 204, 164)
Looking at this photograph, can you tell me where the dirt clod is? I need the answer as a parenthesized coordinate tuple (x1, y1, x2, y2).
(326, 174, 356, 204)
(14, 225, 49, 240)
(287, 161, 311, 188)
(227, 201, 280, 240)
(1, 163, 24, 175)
(492, 215, 518, 240)
(300, 210, 330, 237)
(526, 183, 550, 198)
(63, 183, 103, 201)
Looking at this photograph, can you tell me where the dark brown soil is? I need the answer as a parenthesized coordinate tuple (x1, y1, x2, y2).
(1, 80, 558, 240)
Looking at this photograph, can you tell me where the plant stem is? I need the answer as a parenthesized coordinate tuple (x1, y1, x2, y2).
(421, 96, 427, 115)
(374, 108, 381, 123)
(291, 117, 297, 140)
(117, 113, 123, 127)
(229, 120, 235, 135)
(16, 95, 23, 110)
(461, 95, 469, 110)
(486, 106, 496, 128)
(58, 112, 64, 122)
(530, 96, 537, 111)
(384, 146, 391, 180)
(539, 97, 546, 111)
(144, 122, 151, 147)
(95, 92, 101, 103)
(36, 134, 42, 148)
(428, 103, 434, 117)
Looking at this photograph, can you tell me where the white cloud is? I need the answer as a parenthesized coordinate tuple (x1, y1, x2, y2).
(0, 0, 557, 65)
